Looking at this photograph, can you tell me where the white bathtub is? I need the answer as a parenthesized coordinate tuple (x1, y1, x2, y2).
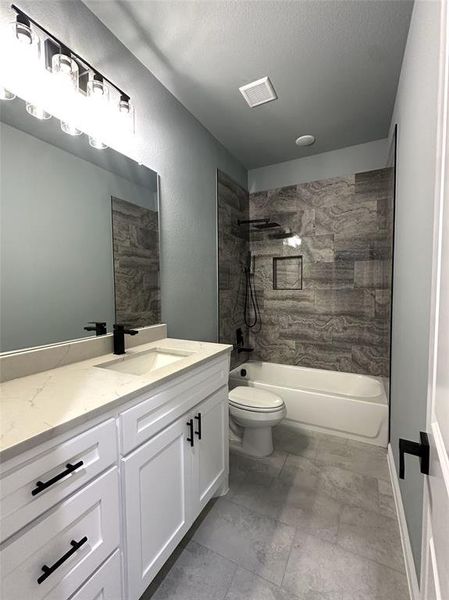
(229, 361, 388, 447)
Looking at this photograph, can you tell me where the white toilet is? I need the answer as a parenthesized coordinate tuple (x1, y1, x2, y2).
(228, 386, 286, 457)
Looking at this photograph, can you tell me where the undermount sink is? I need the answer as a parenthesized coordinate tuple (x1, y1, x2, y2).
(96, 348, 193, 376)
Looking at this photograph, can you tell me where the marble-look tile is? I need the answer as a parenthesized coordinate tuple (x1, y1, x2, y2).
(294, 341, 354, 372)
(314, 288, 375, 318)
(315, 199, 378, 237)
(302, 262, 354, 290)
(300, 235, 335, 263)
(238, 168, 393, 378)
(282, 534, 409, 600)
(374, 289, 391, 318)
(278, 314, 386, 347)
(262, 290, 316, 314)
(296, 176, 355, 208)
(225, 567, 300, 600)
(316, 436, 390, 481)
(354, 260, 391, 289)
(337, 505, 405, 572)
(193, 498, 295, 585)
(142, 541, 236, 600)
(316, 465, 379, 513)
(112, 197, 160, 328)
(351, 345, 388, 377)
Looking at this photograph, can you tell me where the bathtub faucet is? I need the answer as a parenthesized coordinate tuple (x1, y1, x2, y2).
(234, 328, 254, 354)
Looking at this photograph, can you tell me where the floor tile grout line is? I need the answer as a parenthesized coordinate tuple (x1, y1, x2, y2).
(221, 560, 239, 600)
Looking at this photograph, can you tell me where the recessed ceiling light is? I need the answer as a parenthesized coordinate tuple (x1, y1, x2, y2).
(295, 134, 316, 146)
(239, 76, 277, 108)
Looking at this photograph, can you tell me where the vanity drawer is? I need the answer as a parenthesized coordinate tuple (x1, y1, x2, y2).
(0, 419, 117, 542)
(120, 356, 229, 454)
(70, 550, 122, 600)
(0, 468, 120, 600)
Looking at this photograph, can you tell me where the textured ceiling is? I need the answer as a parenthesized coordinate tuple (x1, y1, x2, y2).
(83, 0, 413, 169)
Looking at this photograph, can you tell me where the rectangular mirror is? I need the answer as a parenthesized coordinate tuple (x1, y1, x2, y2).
(0, 95, 160, 353)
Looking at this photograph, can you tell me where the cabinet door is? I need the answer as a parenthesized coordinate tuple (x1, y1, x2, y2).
(193, 387, 228, 512)
(122, 417, 193, 600)
(70, 550, 122, 600)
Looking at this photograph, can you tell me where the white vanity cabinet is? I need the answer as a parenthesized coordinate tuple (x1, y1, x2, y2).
(0, 352, 230, 600)
(122, 386, 228, 600)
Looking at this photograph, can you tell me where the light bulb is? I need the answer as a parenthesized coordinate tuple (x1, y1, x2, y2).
(118, 94, 135, 133)
(87, 76, 109, 101)
(88, 137, 108, 150)
(10, 16, 40, 56)
(52, 52, 79, 92)
(61, 121, 82, 136)
(26, 103, 51, 120)
(0, 88, 15, 101)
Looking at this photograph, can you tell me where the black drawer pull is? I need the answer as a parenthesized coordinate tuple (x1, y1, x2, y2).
(187, 418, 194, 447)
(195, 413, 202, 440)
(32, 461, 84, 496)
(37, 536, 88, 584)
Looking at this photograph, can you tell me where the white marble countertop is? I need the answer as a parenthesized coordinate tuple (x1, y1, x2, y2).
(0, 338, 232, 461)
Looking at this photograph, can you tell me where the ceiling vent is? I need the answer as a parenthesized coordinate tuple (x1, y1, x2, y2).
(239, 76, 277, 108)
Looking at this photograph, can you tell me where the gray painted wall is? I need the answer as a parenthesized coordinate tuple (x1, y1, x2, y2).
(0, 122, 154, 351)
(388, 0, 442, 577)
(0, 0, 247, 343)
(248, 139, 388, 193)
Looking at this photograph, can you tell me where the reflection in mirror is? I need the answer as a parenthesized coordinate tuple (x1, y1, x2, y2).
(0, 95, 160, 353)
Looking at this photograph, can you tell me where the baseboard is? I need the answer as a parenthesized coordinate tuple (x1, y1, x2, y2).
(387, 444, 421, 600)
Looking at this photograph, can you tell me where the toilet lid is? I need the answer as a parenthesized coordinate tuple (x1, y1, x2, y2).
(229, 386, 284, 411)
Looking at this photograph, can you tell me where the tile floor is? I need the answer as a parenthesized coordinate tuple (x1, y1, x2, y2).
(141, 425, 409, 600)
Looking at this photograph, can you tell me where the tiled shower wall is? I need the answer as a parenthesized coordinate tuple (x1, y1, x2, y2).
(248, 168, 394, 377)
(217, 170, 249, 365)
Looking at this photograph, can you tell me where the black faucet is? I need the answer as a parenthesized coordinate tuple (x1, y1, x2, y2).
(113, 323, 139, 355)
(235, 327, 253, 354)
(84, 322, 107, 336)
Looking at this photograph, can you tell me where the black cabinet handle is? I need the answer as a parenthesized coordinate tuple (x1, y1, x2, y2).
(37, 536, 88, 584)
(186, 419, 194, 447)
(194, 413, 202, 440)
(399, 432, 430, 479)
(32, 461, 84, 496)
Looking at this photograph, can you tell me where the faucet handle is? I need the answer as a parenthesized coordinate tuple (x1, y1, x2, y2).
(113, 323, 139, 336)
(84, 322, 107, 335)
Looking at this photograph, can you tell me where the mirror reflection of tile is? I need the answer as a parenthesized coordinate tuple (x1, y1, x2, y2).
(111, 197, 161, 328)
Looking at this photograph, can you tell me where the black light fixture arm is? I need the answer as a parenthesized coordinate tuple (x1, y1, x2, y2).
(10, 3, 130, 101)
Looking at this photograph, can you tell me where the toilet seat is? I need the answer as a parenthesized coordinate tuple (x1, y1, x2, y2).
(229, 386, 284, 413)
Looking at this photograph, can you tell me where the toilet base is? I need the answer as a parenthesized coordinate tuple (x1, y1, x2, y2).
(230, 427, 274, 458)
(242, 426, 274, 457)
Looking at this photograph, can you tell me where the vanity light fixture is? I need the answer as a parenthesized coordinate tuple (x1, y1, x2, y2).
(1, 5, 136, 151)
(0, 88, 15, 101)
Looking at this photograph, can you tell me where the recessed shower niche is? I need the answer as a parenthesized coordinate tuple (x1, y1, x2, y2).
(273, 256, 303, 290)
